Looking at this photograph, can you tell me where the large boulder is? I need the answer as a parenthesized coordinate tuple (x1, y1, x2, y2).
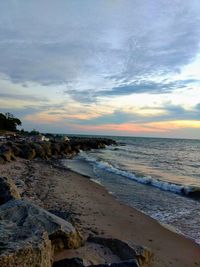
(0, 199, 83, 267)
(53, 257, 85, 267)
(89, 260, 139, 267)
(0, 223, 52, 267)
(54, 237, 152, 267)
(0, 176, 21, 205)
(88, 237, 153, 267)
(53, 258, 138, 267)
(0, 199, 83, 250)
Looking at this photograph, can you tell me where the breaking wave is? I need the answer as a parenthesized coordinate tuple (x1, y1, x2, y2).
(79, 152, 200, 199)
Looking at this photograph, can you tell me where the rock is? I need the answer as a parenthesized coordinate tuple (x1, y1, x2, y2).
(0, 137, 117, 163)
(0, 176, 21, 205)
(5, 142, 22, 157)
(51, 142, 61, 155)
(53, 257, 85, 267)
(87, 237, 152, 266)
(53, 258, 139, 267)
(0, 223, 52, 267)
(0, 199, 82, 250)
(0, 200, 83, 266)
(20, 144, 36, 160)
(89, 260, 139, 267)
(0, 156, 5, 164)
(31, 143, 46, 159)
(41, 142, 52, 158)
(63, 143, 72, 154)
(0, 145, 15, 161)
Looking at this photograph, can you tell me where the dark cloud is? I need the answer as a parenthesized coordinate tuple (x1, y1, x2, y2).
(64, 79, 198, 102)
(100, 79, 198, 96)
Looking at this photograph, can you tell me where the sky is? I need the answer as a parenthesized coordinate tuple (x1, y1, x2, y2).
(0, 0, 200, 138)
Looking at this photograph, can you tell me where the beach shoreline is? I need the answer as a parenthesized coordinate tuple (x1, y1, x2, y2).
(1, 158, 200, 267)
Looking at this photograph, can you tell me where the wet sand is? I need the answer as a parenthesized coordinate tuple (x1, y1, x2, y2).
(1, 159, 200, 267)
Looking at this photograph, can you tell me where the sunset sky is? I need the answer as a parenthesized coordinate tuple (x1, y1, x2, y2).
(0, 0, 200, 138)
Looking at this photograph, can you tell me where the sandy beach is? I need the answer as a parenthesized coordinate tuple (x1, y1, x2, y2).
(1, 158, 200, 267)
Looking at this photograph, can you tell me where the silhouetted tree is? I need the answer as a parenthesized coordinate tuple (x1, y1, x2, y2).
(0, 113, 21, 131)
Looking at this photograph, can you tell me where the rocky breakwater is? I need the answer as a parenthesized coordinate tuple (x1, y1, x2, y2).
(0, 137, 117, 163)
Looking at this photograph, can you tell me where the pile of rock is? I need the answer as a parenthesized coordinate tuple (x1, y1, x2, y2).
(0, 137, 117, 163)
(0, 176, 153, 267)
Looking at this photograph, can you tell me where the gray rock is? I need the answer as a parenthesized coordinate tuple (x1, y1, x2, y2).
(53, 257, 84, 267)
(87, 237, 152, 266)
(0, 223, 52, 267)
(0, 199, 83, 267)
(89, 260, 139, 267)
(0, 176, 21, 205)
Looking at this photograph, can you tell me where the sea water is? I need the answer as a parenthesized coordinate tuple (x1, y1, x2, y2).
(62, 136, 200, 244)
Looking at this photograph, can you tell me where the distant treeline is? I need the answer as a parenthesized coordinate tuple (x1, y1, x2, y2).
(0, 113, 22, 132)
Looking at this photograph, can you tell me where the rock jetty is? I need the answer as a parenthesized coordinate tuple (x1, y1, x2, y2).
(0, 137, 117, 163)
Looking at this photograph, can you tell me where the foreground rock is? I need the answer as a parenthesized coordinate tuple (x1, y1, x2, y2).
(53, 237, 152, 267)
(0, 224, 51, 267)
(0, 199, 83, 267)
(0, 176, 21, 205)
(53, 257, 85, 267)
(54, 257, 139, 267)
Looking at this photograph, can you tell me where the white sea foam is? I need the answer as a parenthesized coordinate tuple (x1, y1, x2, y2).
(78, 152, 199, 197)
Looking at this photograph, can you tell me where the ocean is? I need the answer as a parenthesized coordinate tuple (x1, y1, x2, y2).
(62, 136, 200, 245)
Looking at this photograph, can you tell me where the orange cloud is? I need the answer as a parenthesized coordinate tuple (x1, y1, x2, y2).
(73, 120, 200, 134)
(147, 120, 200, 130)
(24, 111, 102, 123)
(72, 123, 167, 133)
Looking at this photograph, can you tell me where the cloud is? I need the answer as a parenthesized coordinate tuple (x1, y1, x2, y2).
(0, 1, 200, 138)
(0, 92, 47, 102)
(0, 0, 199, 90)
(64, 79, 199, 103)
(95, 79, 197, 96)
(56, 103, 200, 126)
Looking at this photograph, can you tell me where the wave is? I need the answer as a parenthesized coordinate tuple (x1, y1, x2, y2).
(78, 152, 200, 199)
